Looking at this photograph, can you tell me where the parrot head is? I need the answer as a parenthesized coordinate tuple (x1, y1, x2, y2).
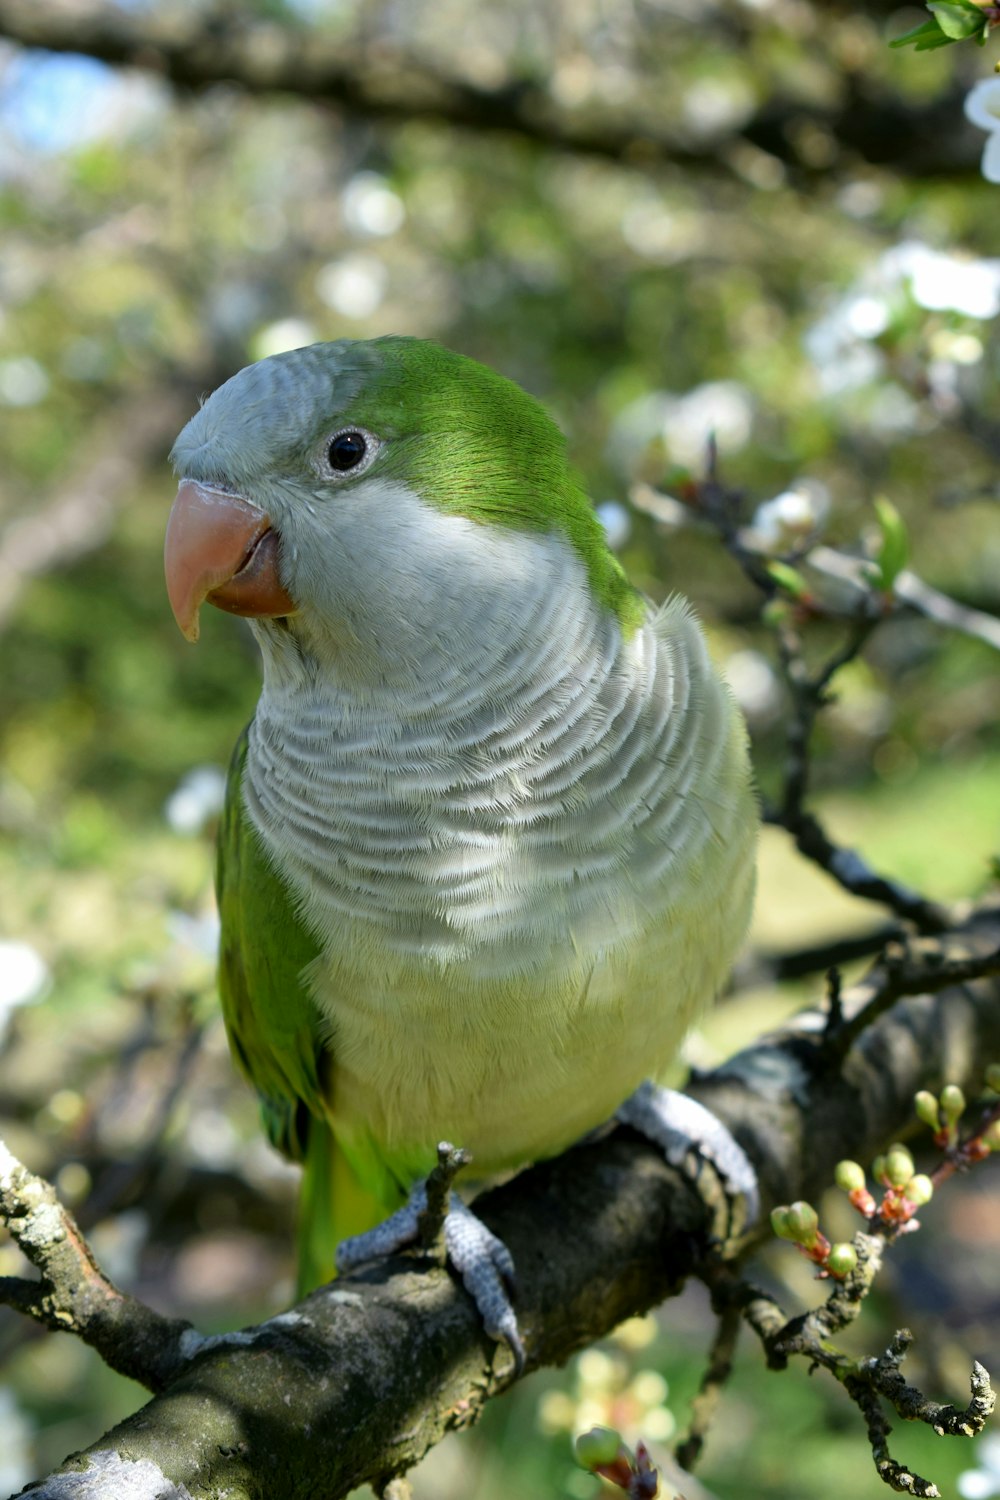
(165, 337, 641, 668)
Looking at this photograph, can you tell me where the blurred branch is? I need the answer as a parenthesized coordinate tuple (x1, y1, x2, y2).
(760, 604, 952, 930)
(810, 547, 1000, 654)
(751, 922, 904, 982)
(11, 899, 1000, 1499)
(674, 1300, 742, 1473)
(760, 579, 951, 932)
(665, 461, 953, 933)
(824, 931, 1000, 1059)
(0, 383, 193, 632)
(0, 0, 986, 180)
(79, 1007, 208, 1226)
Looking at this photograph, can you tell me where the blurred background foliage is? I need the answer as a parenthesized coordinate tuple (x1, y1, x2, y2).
(0, 1, 998, 1496)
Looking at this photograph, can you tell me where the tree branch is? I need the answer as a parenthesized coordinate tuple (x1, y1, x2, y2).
(10, 900, 1000, 1499)
(0, 1140, 196, 1393)
(0, 0, 986, 181)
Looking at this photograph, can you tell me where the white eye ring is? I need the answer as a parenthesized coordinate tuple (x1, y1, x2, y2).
(318, 425, 381, 482)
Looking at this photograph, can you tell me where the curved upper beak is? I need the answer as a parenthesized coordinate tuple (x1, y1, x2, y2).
(164, 479, 296, 642)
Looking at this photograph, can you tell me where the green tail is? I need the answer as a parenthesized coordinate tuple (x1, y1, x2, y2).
(296, 1122, 404, 1297)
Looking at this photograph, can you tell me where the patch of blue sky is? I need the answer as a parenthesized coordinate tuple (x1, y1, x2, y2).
(0, 51, 122, 153)
(284, 0, 351, 17)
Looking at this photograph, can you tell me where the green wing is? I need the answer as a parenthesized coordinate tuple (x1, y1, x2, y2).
(216, 724, 325, 1161)
(216, 724, 403, 1291)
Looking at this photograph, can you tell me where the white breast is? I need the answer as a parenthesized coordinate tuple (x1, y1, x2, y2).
(241, 512, 756, 1168)
(246, 534, 727, 964)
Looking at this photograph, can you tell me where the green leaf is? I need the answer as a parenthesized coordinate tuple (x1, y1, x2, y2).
(766, 560, 809, 599)
(871, 496, 909, 592)
(889, 18, 954, 48)
(927, 1, 988, 39)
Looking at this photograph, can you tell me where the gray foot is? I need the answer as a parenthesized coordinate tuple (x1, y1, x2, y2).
(335, 1187, 429, 1272)
(444, 1198, 523, 1371)
(335, 1175, 524, 1374)
(616, 1080, 759, 1237)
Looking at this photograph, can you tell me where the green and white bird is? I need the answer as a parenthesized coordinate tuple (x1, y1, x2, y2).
(165, 336, 758, 1358)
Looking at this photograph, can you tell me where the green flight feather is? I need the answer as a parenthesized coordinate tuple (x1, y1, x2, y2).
(216, 725, 325, 1155)
(296, 1124, 403, 1295)
(217, 726, 404, 1287)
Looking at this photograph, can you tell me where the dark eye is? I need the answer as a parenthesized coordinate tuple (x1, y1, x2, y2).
(328, 431, 367, 471)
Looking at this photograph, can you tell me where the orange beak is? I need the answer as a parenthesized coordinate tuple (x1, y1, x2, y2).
(164, 479, 296, 642)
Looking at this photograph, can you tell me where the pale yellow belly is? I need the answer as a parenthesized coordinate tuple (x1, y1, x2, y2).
(319, 855, 755, 1184)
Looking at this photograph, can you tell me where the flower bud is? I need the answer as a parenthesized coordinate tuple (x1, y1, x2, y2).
(575, 1427, 626, 1470)
(913, 1091, 940, 1131)
(834, 1160, 866, 1194)
(940, 1085, 966, 1122)
(762, 598, 791, 629)
(827, 1243, 858, 1278)
(982, 1119, 1000, 1152)
(985, 1064, 1000, 1095)
(770, 1206, 796, 1240)
(785, 1200, 820, 1247)
(884, 1147, 915, 1188)
(906, 1174, 934, 1206)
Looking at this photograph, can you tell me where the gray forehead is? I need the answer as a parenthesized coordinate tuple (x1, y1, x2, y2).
(170, 342, 371, 478)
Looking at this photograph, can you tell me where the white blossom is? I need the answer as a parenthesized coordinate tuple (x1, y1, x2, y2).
(0, 356, 49, 406)
(983, 133, 1000, 187)
(167, 908, 221, 959)
(342, 172, 405, 238)
(315, 254, 387, 318)
(0, 940, 49, 1044)
(965, 77, 1000, 133)
(725, 650, 783, 723)
(805, 234, 1000, 398)
(253, 318, 318, 360)
(887, 241, 1000, 319)
(662, 381, 753, 466)
(959, 1434, 1000, 1499)
(164, 765, 227, 835)
(596, 500, 632, 550)
(0, 1389, 33, 1495)
(964, 79, 1000, 184)
(742, 481, 829, 553)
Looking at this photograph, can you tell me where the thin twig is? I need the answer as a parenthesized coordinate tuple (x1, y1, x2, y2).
(725, 1233, 995, 1497)
(809, 547, 1000, 654)
(765, 612, 947, 931)
(675, 1300, 742, 1472)
(826, 936, 1000, 1060)
(683, 461, 950, 931)
(843, 1370, 941, 1497)
(747, 923, 904, 983)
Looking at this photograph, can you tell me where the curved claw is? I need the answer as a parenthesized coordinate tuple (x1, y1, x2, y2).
(444, 1199, 524, 1374)
(333, 1185, 525, 1375)
(616, 1080, 760, 1239)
